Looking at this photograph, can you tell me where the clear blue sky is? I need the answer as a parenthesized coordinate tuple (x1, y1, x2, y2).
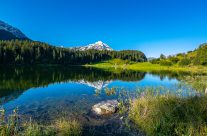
(0, 0, 207, 57)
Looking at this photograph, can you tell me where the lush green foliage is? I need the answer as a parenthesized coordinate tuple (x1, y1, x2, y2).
(178, 57, 191, 66)
(130, 93, 207, 136)
(159, 60, 173, 66)
(160, 54, 166, 59)
(149, 58, 160, 64)
(193, 44, 207, 65)
(168, 56, 180, 64)
(0, 40, 147, 65)
(91, 59, 207, 74)
(149, 43, 207, 66)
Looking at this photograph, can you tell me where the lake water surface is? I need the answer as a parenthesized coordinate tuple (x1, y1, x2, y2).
(0, 66, 196, 135)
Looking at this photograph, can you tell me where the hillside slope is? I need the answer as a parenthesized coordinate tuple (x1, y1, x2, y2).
(150, 43, 207, 66)
(0, 20, 29, 40)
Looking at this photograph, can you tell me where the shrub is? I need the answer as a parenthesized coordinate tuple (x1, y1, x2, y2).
(160, 54, 166, 59)
(159, 60, 173, 66)
(193, 43, 207, 65)
(178, 58, 191, 66)
(150, 58, 160, 64)
(168, 57, 180, 64)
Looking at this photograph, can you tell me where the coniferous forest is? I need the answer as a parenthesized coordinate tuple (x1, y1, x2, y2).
(0, 40, 147, 65)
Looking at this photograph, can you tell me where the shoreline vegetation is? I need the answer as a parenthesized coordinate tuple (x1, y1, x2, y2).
(2, 60, 207, 75)
(86, 59, 207, 74)
(0, 108, 82, 136)
(87, 59, 207, 93)
(87, 43, 207, 74)
(129, 90, 207, 136)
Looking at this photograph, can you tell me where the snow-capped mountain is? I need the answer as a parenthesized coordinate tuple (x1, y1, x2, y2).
(0, 20, 29, 40)
(75, 41, 113, 51)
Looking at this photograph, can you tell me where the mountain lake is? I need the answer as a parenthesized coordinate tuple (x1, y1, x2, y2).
(0, 66, 201, 135)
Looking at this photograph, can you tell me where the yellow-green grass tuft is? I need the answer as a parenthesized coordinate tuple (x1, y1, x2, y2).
(54, 119, 82, 136)
(130, 94, 207, 136)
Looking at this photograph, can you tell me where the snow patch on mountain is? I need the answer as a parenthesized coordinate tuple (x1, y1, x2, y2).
(75, 41, 113, 51)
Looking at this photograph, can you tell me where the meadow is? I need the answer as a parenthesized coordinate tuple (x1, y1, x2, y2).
(88, 59, 207, 74)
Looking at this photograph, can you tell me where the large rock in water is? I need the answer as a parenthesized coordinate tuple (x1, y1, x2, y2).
(92, 100, 118, 115)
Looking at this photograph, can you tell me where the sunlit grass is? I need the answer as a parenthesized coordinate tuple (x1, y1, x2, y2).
(54, 119, 82, 136)
(87, 59, 207, 74)
(129, 91, 207, 136)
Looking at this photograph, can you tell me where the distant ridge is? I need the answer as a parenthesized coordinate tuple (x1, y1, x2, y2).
(0, 20, 29, 40)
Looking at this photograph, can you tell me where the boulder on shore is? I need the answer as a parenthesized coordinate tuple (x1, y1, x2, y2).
(92, 100, 118, 115)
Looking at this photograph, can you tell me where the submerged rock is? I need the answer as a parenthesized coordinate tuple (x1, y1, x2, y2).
(92, 100, 118, 115)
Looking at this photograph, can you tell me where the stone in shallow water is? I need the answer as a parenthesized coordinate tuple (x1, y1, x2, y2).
(92, 100, 118, 115)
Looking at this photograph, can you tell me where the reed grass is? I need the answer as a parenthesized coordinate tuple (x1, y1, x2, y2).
(129, 91, 207, 136)
(0, 109, 82, 136)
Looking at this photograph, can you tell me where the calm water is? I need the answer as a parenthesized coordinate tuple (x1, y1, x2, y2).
(0, 66, 196, 135)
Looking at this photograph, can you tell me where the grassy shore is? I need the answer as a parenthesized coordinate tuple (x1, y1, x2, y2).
(0, 109, 82, 136)
(86, 59, 207, 74)
(129, 92, 207, 136)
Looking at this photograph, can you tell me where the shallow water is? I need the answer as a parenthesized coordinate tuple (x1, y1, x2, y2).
(0, 66, 196, 135)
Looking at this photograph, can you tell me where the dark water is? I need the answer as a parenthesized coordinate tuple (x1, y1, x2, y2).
(0, 66, 196, 135)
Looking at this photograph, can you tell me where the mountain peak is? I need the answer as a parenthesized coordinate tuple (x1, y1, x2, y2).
(75, 41, 113, 51)
(95, 41, 104, 45)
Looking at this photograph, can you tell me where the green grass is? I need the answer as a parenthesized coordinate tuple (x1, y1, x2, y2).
(86, 59, 207, 74)
(0, 109, 82, 136)
(54, 119, 82, 136)
(129, 93, 207, 136)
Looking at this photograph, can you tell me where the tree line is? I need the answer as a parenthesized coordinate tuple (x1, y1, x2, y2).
(0, 40, 147, 65)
